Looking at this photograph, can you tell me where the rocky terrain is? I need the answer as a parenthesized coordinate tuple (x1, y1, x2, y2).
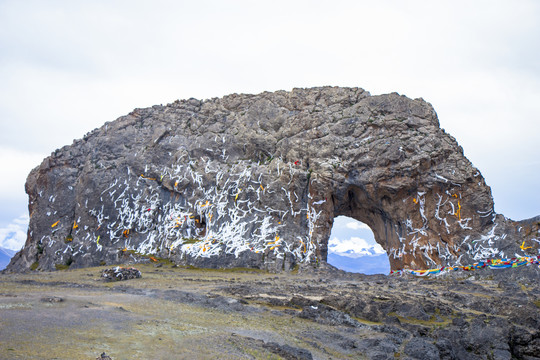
(6, 87, 540, 273)
(1, 263, 539, 359)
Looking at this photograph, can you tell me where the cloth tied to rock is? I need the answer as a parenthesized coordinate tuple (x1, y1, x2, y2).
(391, 255, 540, 276)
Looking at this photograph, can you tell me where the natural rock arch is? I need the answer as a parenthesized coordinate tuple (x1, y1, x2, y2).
(7, 87, 538, 272)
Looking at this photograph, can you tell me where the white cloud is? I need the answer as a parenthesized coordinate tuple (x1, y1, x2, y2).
(0, 213, 28, 251)
(345, 221, 371, 231)
(328, 236, 386, 258)
(0, 147, 45, 204)
(0, 0, 538, 230)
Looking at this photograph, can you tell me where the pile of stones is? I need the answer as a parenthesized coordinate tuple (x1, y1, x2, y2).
(101, 267, 141, 282)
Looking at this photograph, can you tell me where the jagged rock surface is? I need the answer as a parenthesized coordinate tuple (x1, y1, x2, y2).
(7, 87, 539, 272)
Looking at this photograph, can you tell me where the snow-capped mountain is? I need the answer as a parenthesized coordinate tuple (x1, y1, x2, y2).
(327, 236, 386, 259)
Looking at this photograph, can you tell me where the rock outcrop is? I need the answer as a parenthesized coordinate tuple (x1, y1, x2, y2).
(7, 87, 539, 272)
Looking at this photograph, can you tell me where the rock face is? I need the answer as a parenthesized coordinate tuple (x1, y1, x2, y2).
(7, 87, 539, 272)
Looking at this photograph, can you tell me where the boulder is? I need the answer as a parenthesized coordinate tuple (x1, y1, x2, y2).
(6, 87, 538, 272)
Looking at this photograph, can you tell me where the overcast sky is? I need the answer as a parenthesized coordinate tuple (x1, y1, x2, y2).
(1, 0, 539, 252)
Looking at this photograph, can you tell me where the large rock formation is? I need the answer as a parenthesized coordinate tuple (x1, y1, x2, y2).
(7, 87, 539, 272)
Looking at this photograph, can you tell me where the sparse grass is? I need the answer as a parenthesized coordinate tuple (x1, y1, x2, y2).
(453, 291, 494, 299)
(2, 263, 536, 359)
(229, 339, 283, 360)
(54, 263, 70, 270)
(352, 316, 383, 326)
(387, 312, 451, 327)
(177, 265, 268, 274)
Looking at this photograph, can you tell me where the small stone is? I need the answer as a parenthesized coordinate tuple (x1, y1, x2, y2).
(40, 296, 64, 303)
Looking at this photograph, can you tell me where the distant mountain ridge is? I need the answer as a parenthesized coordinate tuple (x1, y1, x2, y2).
(0, 246, 16, 270)
(327, 253, 390, 275)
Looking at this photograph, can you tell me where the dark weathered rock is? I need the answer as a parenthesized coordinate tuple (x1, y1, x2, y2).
(403, 337, 440, 360)
(96, 353, 112, 360)
(6, 87, 539, 272)
(298, 303, 363, 327)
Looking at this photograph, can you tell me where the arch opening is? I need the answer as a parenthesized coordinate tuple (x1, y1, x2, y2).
(327, 216, 391, 275)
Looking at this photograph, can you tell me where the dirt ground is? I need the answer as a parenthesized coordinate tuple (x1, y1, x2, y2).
(1, 264, 539, 360)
